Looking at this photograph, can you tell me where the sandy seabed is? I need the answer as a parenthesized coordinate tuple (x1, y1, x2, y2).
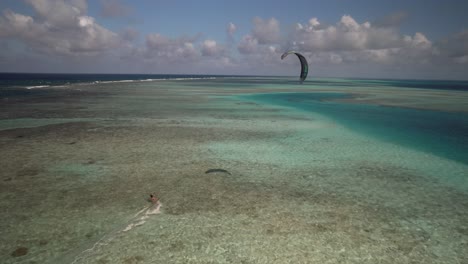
(1, 78, 467, 263)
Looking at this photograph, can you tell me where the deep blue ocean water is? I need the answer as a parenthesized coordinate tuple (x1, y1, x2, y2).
(0, 73, 240, 99)
(248, 92, 468, 165)
(0, 73, 235, 90)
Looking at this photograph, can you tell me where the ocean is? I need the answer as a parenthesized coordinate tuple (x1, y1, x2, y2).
(1, 73, 467, 263)
(0, 73, 227, 88)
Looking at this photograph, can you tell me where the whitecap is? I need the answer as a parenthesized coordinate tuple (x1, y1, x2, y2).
(25, 85, 50, 89)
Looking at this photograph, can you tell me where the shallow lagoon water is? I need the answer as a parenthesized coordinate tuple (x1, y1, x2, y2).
(1, 77, 468, 263)
(247, 92, 468, 165)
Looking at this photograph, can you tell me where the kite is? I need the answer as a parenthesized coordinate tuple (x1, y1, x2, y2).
(281, 51, 308, 83)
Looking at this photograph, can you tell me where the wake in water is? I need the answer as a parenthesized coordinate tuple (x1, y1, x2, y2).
(122, 202, 162, 232)
(68, 202, 162, 264)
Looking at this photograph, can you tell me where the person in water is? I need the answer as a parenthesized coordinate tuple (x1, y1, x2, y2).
(149, 194, 159, 204)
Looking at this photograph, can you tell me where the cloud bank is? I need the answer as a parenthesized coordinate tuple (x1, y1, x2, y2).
(0, 0, 119, 56)
(0, 0, 467, 79)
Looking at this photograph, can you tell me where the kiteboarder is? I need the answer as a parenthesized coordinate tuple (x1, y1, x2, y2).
(149, 194, 159, 204)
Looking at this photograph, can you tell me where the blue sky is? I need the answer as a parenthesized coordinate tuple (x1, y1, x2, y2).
(1, 0, 467, 79)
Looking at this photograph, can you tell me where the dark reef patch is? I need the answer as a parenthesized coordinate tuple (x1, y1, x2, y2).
(11, 247, 28, 257)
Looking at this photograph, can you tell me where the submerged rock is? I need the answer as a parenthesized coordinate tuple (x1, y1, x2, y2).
(11, 247, 28, 257)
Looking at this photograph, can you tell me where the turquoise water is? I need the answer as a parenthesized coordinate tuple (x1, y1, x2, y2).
(246, 92, 468, 165)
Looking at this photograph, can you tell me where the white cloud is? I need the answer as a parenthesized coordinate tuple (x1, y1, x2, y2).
(237, 17, 282, 55)
(0, 10, 35, 36)
(201, 39, 224, 56)
(25, 0, 87, 28)
(237, 35, 258, 54)
(404, 32, 432, 49)
(251, 17, 280, 44)
(293, 15, 402, 52)
(78, 16, 94, 27)
(145, 33, 200, 61)
(309, 18, 320, 27)
(146, 33, 170, 49)
(0, 0, 119, 56)
(0, 5, 467, 79)
(286, 15, 443, 70)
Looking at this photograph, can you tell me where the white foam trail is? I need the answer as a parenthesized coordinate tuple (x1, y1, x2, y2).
(133, 207, 148, 218)
(122, 202, 161, 233)
(70, 202, 162, 264)
(146, 203, 162, 215)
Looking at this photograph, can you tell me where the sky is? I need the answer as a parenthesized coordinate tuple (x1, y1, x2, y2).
(0, 0, 468, 80)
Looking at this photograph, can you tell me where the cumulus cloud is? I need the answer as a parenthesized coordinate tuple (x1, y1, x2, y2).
(232, 14, 468, 78)
(25, 0, 87, 28)
(287, 14, 443, 68)
(0, 0, 119, 56)
(404, 32, 432, 49)
(237, 35, 258, 54)
(0, 4, 467, 79)
(293, 15, 403, 52)
(327, 32, 434, 65)
(145, 33, 200, 61)
(120, 33, 237, 74)
(237, 40, 282, 73)
(201, 40, 224, 56)
(237, 17, 283, 55)
(251, 17, 280, 44)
